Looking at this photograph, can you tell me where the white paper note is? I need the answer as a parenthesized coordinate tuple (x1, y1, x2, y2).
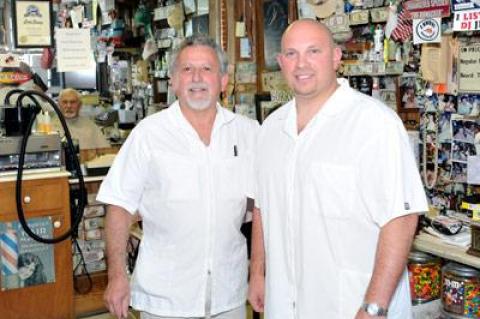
(56, 29, 95, 72)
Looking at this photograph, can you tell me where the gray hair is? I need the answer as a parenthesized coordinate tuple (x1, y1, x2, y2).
(58, 88, 82, 105)
(169, 35, 228, 77)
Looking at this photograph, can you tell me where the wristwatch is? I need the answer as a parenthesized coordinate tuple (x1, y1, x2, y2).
(361, 302, 388, 317)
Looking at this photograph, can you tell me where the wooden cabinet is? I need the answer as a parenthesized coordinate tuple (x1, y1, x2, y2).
(0, 174, 74, 319)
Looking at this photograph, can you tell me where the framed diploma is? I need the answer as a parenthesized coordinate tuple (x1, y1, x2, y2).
(12, 0, 53, 48)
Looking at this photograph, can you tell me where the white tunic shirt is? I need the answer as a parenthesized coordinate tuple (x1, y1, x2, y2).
(97, 101, 259, 317)
(255, 79, 428, 319)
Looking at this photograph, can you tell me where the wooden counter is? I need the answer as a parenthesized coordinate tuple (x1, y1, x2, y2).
(0, 173, 74, 319)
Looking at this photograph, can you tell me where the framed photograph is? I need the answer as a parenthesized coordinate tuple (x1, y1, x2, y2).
(12, 0, 53, 48)
(254, 0, 297, 90)
(192, 14, 209, 36)
(400, 76, 420, 109)
(262, 0, 289, 71)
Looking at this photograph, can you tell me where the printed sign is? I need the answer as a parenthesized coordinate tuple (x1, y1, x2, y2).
(453, 9, 480, 31)
(404, 0, 450, 19)
(55, 28, 95, 72)
(413, 18, 442, 44)
(458, 44, 480, 93)
(0, 72, 31, 84)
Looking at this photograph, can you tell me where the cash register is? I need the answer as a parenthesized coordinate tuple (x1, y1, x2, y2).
(0, 134, 62, 175)
(0, 104, 62, 175)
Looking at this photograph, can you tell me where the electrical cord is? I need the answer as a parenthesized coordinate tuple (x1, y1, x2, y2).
(4, 88, 40, 107)
(72, 239, 93, 294)
(13, 90, 86, 243)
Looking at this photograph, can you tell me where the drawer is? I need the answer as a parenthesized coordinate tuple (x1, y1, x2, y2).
(0, 179, 67, 215)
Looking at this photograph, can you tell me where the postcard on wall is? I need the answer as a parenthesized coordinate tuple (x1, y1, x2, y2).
(467, 156, 480, 184)
(0, 217, 55, 290)
(235, 62, 257, 84)
(197, 0, 209, 15)
(183, 0, 196, 15)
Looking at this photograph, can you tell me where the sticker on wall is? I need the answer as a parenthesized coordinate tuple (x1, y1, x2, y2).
(413, 18, 441, 44)
(453, 9, 480, 31)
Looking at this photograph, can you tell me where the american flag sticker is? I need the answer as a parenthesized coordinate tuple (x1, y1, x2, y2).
(391, 4, 413, 42)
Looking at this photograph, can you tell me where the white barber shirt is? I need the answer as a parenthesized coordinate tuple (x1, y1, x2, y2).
(255, 79, 428, 319)
(97, 101, 259, 317)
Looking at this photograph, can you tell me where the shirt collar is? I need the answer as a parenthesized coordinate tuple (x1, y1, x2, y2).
(168, 100, 235, 137)
(282, 78, 352, 137)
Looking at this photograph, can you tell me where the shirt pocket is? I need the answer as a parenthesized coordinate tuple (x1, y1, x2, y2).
(154, 153, 200, 201)
(309, 161, 355, 220)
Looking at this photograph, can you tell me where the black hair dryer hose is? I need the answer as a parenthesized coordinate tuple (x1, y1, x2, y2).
(13, 90, 86, 244)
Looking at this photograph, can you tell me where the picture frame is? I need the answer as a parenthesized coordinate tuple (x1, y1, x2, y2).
(399, 76, 420, 109)
(256, 0, 296, 91)
(255, 93, 273, 123)
(192, 14, 209, 36)
(12, 0, 53, 48)
(261, 0, 289, 71)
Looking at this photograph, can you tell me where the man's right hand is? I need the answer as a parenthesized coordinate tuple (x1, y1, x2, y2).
(104, 274, 130, 319)
(248, 274, 265, 313)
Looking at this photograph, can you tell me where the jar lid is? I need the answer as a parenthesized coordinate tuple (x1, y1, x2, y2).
(408, 250, 441, 263)
(443, 262, 480, 278)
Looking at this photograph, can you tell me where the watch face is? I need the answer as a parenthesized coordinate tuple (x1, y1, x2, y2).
(367, 304, 379, 315)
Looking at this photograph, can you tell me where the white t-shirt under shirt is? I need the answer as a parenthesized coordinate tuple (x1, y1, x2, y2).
(255, 79, 429, 319)
(97, 102, 259, 317)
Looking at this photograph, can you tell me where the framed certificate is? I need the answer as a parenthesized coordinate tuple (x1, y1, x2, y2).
(12, 0, 53, 48)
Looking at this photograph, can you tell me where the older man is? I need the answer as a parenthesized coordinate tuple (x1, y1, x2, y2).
(97, 35, 259, 319)
(56, 88, 110, 150)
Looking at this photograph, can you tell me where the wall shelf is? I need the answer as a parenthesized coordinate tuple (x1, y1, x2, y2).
(413, 232, 480, 269)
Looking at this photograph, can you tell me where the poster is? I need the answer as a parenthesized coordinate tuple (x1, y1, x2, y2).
(0, 217, 55, 290)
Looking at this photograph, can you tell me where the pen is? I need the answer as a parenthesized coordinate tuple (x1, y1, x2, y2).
(234, 145, 238, 157)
